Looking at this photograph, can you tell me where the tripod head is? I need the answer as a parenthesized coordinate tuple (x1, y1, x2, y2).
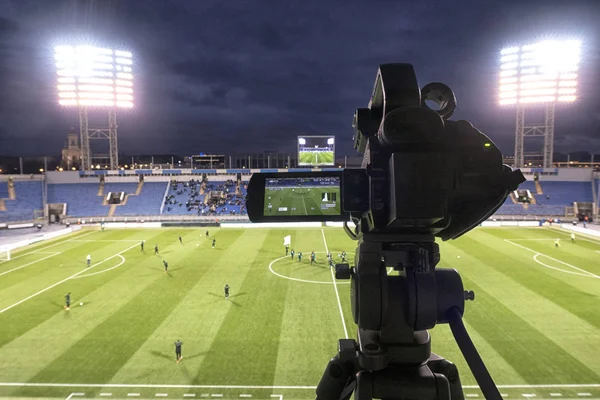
(316, 64, 525, 400)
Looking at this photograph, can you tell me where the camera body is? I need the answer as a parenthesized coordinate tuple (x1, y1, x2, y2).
(247, 64, 523, 241)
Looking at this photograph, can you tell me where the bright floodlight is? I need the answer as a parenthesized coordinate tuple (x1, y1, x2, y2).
(55, 46, 134, 108)
(499, 39, 580, 105)
(298, 138, 306, 145)
(327, 138, 335, 145)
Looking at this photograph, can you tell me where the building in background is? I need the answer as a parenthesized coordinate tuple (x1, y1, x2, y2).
(60, 127, 81, 170)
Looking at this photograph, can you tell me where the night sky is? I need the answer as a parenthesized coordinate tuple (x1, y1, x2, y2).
(0, 0, 598, 158)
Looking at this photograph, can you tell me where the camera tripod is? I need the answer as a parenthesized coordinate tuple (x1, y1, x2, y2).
(316, 233, 502, 400)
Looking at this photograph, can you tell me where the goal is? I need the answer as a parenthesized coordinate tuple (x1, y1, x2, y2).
(0, 247, 10, 261)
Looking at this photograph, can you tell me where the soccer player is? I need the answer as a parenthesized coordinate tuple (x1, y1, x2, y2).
(155, 244, 159, 255)
(554, 239, 560, 247)
(290, 249, 295, 260)
(141, 241, 144, 251)
(285, 245, 289, 256)
(310, 251, 316, 265)
(64, 293, 71, 310)
(571, 233, 575, 242)
(163, 260, 169, 274)
(340, 251, 347, 263)
(298, 252, 303, 262)
(174, 339, 183, 363)
(212, 238, 216, 248)
(86, 254, 91, 268)
(224, 284, 230, 299)
(179, 235, 183, 244)
(101, 223, 105, 232)
(206, 230, 209, 237)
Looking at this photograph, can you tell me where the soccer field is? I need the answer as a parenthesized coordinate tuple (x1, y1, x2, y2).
(1, 226, 599, 400)
(265, 187, 340, 216)
(298, 152, 334, 166)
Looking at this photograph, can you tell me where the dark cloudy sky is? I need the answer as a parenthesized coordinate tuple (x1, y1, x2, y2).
(0, 0, 598, 158)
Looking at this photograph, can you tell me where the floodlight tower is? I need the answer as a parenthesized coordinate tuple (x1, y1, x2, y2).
(499, 40, 580, 168)
(55, 46, 134, 170)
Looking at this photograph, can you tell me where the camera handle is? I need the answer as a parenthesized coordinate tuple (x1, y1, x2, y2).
(316, 234, 502, 400)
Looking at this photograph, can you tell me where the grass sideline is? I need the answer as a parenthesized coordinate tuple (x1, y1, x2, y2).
(0, 226, 599, 399)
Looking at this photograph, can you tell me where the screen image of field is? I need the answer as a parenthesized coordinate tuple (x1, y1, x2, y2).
(264, 176, 341, 216)
(298, 136, 335, 166)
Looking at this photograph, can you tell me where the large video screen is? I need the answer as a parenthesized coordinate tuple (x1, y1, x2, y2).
(298, 136, 335, 166)
(264, 176, 341, 216)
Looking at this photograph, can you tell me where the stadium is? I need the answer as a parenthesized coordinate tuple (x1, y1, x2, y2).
(1, 5, 599, 400)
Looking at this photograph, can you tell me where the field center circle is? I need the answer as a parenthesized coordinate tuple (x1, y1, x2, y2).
(268, 252, 350, 285)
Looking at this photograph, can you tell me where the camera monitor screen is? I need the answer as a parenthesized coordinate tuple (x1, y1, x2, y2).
(298, 136, 335, 166)
(264, 176, 341, 216)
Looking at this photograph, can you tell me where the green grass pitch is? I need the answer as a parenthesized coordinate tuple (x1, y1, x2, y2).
(298, 151, 334, 166)
(0, 226, 599, 399)
(264, 187, 340, 216)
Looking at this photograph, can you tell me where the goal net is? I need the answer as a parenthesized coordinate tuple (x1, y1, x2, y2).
(0, 247, 10, 261)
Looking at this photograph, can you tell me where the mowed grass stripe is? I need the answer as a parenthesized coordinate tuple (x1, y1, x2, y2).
(0, 237, 165, 349)
(273, 229, 345, 386)
(0, 239, 130, 297)
(0, 234, 176, 383)
(20, 230, 245, 393)
(192, 229, 294, 385)
(465, 229, 600, 331)
(484, 227, 600, 275)
(459, 274, 599, 383)
(446, 234, 600, 372)
(108, 229, 271, 386)
(430, 321, 525, 386)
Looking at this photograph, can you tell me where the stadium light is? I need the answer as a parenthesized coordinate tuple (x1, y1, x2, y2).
(499, 38, 582, 169)
(499, 40, 580, 105)
(54, 44, 134, 171)
(54, 45, 134, 108)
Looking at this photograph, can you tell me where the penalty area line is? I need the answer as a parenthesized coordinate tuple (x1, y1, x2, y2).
(0, 242, 139, 314)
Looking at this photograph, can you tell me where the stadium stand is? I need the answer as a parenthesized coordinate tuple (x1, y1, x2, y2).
(0, 181, 8, 199)
(0, 180, 43, 222)
(535, 181, 592, 205)
(162, 179, 246, 216)
(47, 183, 107, 217)
(114, 182, 168, 216)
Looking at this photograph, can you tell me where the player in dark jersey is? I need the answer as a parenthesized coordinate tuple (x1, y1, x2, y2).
(290, 249, 295, 260)
(206, 230, 209, 237)
(224, 284, 230, 299)
(174, 340, 183, 363)
(154, 244, 159, 255)
(327, 252, 333, 267)
(163, 260, 168, 274)
(212, 238, 216, 248)
(285, 245, 289, 256)
(298, 252, 303, 262)
(179, 235, 183, 244)
(140, 241, 144, 251)
(310, 251, 316, 265)
(64, 293, 71, 310)
(340, 251, 347, 263)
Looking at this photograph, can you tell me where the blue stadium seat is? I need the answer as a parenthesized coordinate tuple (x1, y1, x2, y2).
(48, 183, 107, 217)
(0, 180, 43, 222)
(114, 182, 168, 216)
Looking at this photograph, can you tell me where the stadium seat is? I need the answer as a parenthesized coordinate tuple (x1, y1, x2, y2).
(114, 182, 168, 216)
(0, 180, 43, 222)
